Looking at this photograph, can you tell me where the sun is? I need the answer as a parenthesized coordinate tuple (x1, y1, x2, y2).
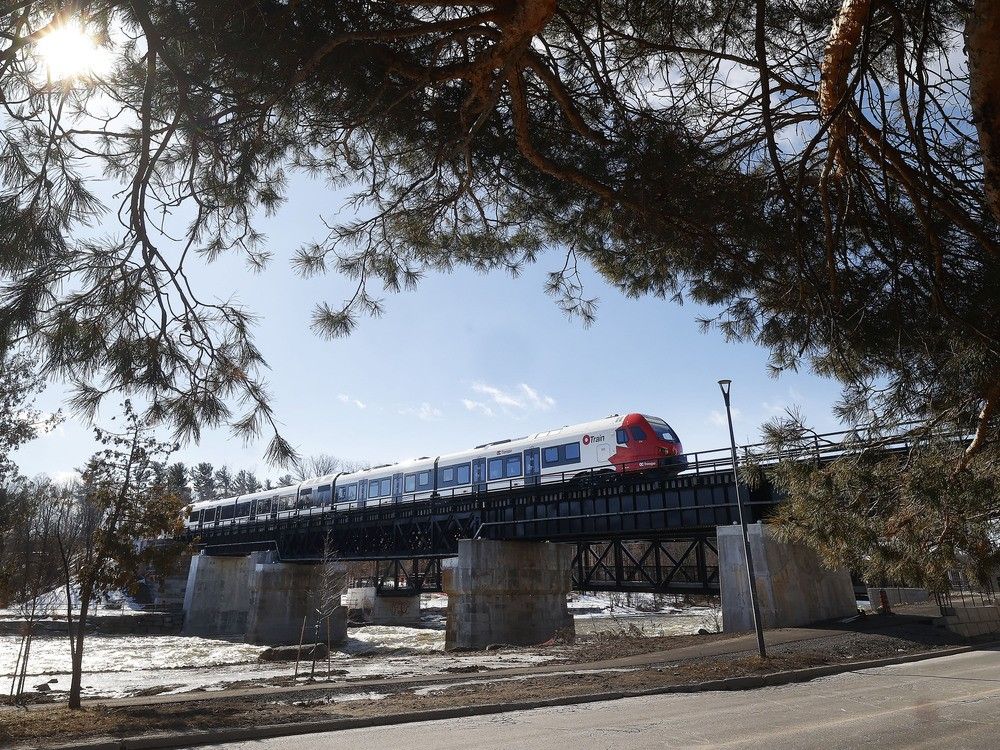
(35, 21, 110, 81)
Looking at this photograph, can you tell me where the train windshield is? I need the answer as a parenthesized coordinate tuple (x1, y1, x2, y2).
(645, 417, 679, 442)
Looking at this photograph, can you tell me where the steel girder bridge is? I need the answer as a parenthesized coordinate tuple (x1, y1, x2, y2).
(186, 426, 926, 594)
(188, 468, 775, 596)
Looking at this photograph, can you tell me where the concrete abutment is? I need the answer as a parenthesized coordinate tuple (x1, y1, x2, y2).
(443, 539, 573, 650)
(718, 522, 857, 632)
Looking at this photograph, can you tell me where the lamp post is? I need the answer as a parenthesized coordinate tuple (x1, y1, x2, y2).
(718, 379, 766, 658)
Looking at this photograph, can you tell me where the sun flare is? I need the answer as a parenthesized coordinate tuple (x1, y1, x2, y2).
(35, 21, 110, 81)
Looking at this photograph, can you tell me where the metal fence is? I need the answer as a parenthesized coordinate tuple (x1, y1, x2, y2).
(935, 573, 998, 613)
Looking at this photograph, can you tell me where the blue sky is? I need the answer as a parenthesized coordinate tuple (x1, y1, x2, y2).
(15, 176, 847, 483)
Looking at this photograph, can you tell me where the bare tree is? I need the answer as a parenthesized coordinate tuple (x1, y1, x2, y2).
(4, 479, 70, 702)
(313, 534, 347, 680)
(293, 454, 368, 481)
(53, 403, 187, 709)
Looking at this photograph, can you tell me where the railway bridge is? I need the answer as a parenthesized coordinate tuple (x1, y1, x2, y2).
(178, 431, 897, 649)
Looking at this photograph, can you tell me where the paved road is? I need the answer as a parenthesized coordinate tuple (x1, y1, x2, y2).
(211, 648, 1000, 749)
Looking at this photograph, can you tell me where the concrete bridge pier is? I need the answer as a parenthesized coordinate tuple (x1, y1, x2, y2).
(343, 587, 421, 625)
(182, 551, 262, 637)
(182, 552, 348, 645)
(718, 522, 857, 632)
(246, 559, 348, 646)
(443, 539, 574, 650)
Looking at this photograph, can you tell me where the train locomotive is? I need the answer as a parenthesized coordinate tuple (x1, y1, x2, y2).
(185, 412, 686, 530)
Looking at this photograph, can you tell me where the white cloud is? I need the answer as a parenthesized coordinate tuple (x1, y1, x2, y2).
(761, 401, 786, 415)
(469, 382, 556, 413)
(399, 402, 442, 421)
(709, 407, 742, 427)
(337, 393, 366, 410)
(462, 399, 495, 417)
(519, 383, 556, 411)
(471, 382, 523, 409)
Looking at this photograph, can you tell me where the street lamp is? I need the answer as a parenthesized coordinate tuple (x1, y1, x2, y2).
(718, 379, 767, 659)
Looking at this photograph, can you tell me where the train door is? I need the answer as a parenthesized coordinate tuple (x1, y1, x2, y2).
(358, 479, 367, 508)
(472, 458, 487, 493)
(391, 473, 403, 504)
(524, 448, 541, 486)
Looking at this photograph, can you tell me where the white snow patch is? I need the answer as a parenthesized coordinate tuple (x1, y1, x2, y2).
(413, 668, 640, 696)
(331, 691, 388, 702)
(1, 585, 147, 619)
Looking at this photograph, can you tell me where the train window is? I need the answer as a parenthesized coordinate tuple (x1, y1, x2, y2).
(418, 471, 431, 487)
(236, 502, 250, 517)
(380, 478, 391, 496)
(404, 474, 417, 492)
(221, 505, 234, 520)
(646, 419, 679, 442)
(542, 443, 582, 468)
(203, 508, 215, 523)
(336, 487, 346, 501)
(188, 509, 200, 522)
(300, 489, 313, 508)
(369, 479, 380, 497)
(318, 484, 331, 504)
(616, 428, 628, 444)
(259, 498, 270, 515)
(348, 484, 358, 501)
(506, 455, 522, 477)
(438, 464, 470, 487)
(488, 458, 504, 481)
(630, 426, 647, 441)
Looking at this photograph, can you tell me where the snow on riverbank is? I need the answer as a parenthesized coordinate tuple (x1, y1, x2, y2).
(0, 585, 147, 620)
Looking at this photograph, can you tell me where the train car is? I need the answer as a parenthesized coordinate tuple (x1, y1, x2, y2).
(184, 412, 685, 531)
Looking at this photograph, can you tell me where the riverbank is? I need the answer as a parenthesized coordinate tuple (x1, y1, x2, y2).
(1, 614, 967, 748)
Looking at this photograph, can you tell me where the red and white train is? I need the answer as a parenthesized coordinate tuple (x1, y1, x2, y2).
(185, 413, 686, 531)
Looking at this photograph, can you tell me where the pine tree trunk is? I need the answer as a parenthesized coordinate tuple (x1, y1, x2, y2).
(968, 0, 1000, 227)
(818, 0, 871, 174)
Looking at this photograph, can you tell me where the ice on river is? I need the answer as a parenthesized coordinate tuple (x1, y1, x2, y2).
(0, 627, 552, 700)
(1, 593, 720, 700)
